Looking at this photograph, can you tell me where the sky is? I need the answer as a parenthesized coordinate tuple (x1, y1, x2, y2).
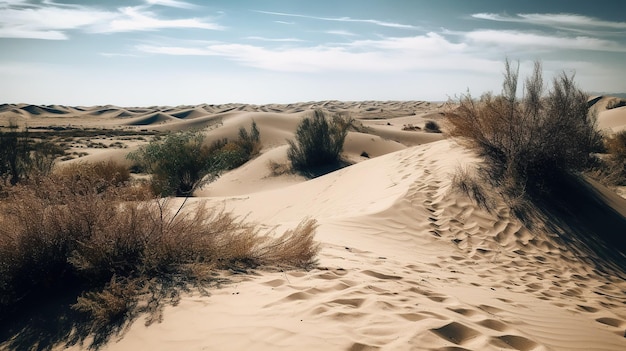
(0, 0, 625, 106)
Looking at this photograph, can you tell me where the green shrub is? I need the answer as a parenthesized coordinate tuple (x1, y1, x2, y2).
(128, 122, 261, 196)
(287, 109, 352, 176)
(448, 60, 602, 196)
(127, 130, 220, 196)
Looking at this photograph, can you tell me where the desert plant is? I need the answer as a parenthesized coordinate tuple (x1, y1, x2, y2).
(424, 120, 442, 133)
(606, 98, 626, 110)
(448, 59, 602, 196)
(287, 109, 352, 176)
(0, 124, 60, 186)
(128, 123, 261, 196)
(56, 160, 131, 190)
(0, 172, 318, 347)
(592, 130, 626, 186)
(127, 130, 221, 196)
(451, 166, 494, 211)
(236, 120, 261, 156)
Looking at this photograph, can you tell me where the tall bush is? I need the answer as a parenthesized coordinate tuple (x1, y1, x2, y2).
(287, 109, 352, 176)
(448, 60, 602, 195)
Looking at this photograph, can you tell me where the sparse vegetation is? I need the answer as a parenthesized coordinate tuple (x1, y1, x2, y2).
(606, 98, 626, 110)
(424, 120, 442, 133)
(590, 130, 626, 186)
(0, 166, 318, 348)
(128, 122, 261, 196)
(448, 60, 602, 201)
(287, 109, 352, 177)
(402, 124, 421, 131)
(0, 124, 61, 188)
(451, 166, 493, 211)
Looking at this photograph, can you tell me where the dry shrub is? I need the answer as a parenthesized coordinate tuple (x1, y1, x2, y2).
(255, 219, 320, 268)
(448, 60, 602, 197)
(451, 166, 494, 211)
(591, 130, 626, 186)
(402, 124, 421, 131)
(0, 172, 319, 347)
(606, 98, 626, 110)
(56, 160, 131, 190)
(267, 160, 292, 176)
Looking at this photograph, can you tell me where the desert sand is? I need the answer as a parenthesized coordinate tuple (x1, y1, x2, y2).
(1, 99, 625, 351)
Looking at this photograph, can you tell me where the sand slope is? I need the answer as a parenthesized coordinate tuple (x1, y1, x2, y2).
(1, 100, 624, 350)
(83, 140, 626, 351)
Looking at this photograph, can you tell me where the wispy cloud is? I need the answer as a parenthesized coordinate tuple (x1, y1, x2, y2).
(274, 20, 294, 25)
(472, 13, 626, 31)
(325, 30, 356, 36)
(145, 0, 198, 9)
(244, 36, 304, 42)
(101, 6, 222, 32)
(135, 33, 492, 73)
(0, 0, 221, 39)
(100, 52, 139, 58)
(255, 10, 416, 29)
(465, 29, 626, 52)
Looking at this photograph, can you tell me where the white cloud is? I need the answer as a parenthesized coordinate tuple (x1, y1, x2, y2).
(145, 0, 197, 9)
(465, 30, 626, 52)
(136, 33, 495, 73)
(472, 13, 626, 30)
(325, 30, 356, 36)
(255, 10, 416, 29)
(102, 6, 222, 32)
(0, 0, 221, 39)
(244, 36, 304, 42)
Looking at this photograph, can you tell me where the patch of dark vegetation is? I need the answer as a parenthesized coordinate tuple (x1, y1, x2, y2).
(287, 109, 352, 178)
(424, 120, 442, 133)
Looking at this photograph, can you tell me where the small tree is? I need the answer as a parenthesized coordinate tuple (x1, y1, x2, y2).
(287, 109, 352, 176)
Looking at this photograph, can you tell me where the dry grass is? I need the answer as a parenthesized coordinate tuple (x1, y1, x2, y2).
(451, 166, 494, 211)
(588, 131, 626, 186)
(0, 164, 319, 349)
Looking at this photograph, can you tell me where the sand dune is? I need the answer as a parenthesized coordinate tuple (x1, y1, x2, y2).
(88, 140, 626, 351)
(591, 96, 626, 132)
(0, 100, 624, 350)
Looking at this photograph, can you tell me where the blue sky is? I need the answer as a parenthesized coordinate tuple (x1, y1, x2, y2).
(0, 0, 625, 106)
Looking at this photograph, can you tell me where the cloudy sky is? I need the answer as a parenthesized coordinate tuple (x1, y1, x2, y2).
(0, 0, 624, 106)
